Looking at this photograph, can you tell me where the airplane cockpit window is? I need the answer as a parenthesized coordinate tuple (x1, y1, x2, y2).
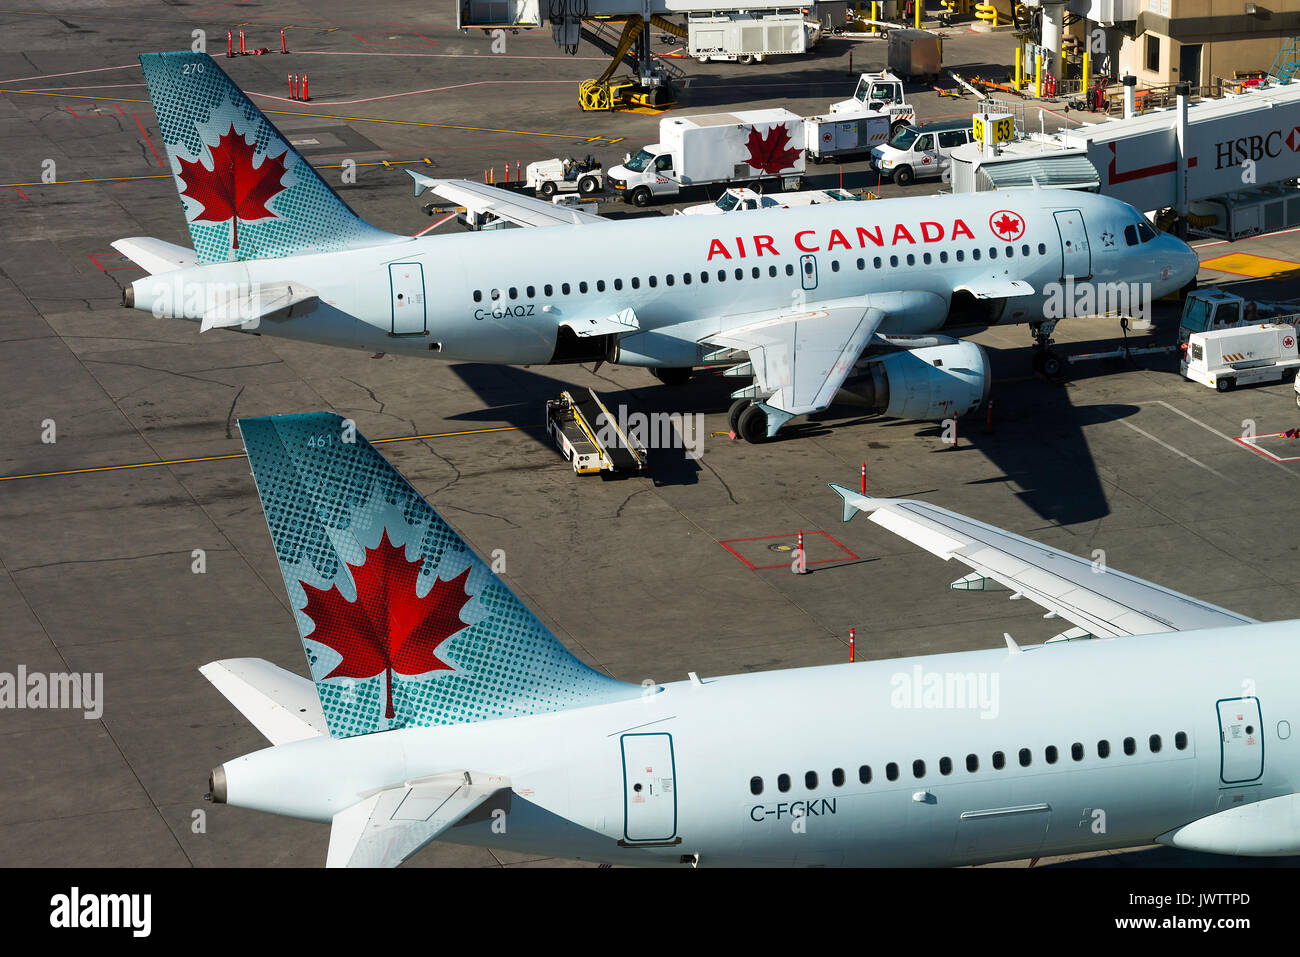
(1137, 221, 1158, 242)
(1124, 224, 1139, 246)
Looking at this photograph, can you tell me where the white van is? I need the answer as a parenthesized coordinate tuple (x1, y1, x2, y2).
(1182, 323, 1300, 392)
(870, 120, 974, 186)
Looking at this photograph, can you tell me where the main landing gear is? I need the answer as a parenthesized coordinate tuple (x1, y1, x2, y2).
(1030, 321, 1063, 378)
(728, 398, 770, 444)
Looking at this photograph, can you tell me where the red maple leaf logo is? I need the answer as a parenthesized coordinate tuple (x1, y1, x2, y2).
(744, 124, 800, 175)
(990, 210, 1025, 241)
(300, 530, 468, 720)
(176, 123, 288, 224)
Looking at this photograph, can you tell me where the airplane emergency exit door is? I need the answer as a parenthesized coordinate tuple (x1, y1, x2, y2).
(388, 262, 426, 335)
(620, 733, 678, 844)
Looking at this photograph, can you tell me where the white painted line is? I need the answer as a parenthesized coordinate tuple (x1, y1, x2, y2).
(1113, 415, 1229, 480)
(1232, 433, 1300, 463)
(1193, 225, 1300, 248)
(413, 211, 456, 237)
(1150, 399, 1298, 476)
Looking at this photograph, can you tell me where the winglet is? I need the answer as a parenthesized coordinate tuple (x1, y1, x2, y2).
(829, 483, 873, 523)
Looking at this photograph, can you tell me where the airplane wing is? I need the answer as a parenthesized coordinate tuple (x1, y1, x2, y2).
(710, 303, 886, 437)
(407, 172, 604, 228)
(326, 770, 512, 868)
(111, 237, 197, 274)
(830, 486, 1256, 638)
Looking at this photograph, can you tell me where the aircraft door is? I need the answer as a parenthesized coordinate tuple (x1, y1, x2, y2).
(620, 732, 678, 844)
(1053, 209, 1092, 280)
(389, 262, 427, 335)
(1217, 697, 1264, 784)
(800, 254, 818, 290)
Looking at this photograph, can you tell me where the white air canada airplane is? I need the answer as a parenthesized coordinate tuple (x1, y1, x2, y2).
(118, 52, 1200, 442)
(207, 411, 1298, 868)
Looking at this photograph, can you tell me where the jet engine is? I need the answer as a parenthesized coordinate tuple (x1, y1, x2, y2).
(840, 340, 990, 420)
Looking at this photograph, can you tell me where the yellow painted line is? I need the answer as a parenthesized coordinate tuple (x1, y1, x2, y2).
(0, 426, 529, 482)
(0, 158, 434, 189)
(1200, 252, 1300, 280)
(0, 90, 621, 143)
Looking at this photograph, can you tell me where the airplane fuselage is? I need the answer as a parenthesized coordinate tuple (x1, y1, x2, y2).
(133, 189, 1199, 371)
(219, 620, 1299, 866)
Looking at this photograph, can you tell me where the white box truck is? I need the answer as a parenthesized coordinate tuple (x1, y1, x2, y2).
(606, 109, 806, 207)
(1181, 323, 1300, 392)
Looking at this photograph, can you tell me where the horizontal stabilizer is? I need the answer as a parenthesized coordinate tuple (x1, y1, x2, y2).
(111, 237, 197, 274)
(199, 658, 327, 745)
(326, 770, 511, 867)
(200, 281, 318, 332)
(561, 308, 639, 337)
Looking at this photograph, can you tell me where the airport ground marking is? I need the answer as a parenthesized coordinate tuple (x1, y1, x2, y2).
(0, 426, 528, 483)
(1106, 411, 1229, 481)
(718, 531, 859, 570)
(1150, 399, 1300, 476)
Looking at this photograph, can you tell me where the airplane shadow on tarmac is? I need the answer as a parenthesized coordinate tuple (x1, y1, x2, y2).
(450, 346, 1136, 520)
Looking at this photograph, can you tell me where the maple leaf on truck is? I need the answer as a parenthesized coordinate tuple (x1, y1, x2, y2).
(176, 123, 288, 223)
(299, 531, 469, 720)
(744, 124, 800, 175)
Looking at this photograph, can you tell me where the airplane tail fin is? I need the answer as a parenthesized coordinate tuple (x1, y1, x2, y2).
(238, 412, 640, 739)
(138, 51, 403, 264)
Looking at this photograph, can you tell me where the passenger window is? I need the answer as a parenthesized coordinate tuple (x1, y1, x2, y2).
(832, 260, 840, 272)
(966, 754, 978, 772)
(939, 251, 948, 263)
(490, 288, 501, 300)
(873, 257, 882, 268)
(956, 250, 965, 262)
(700, 271, 708, 283)
(665, 274, 674, 286)
(735, 268, 743, 280)
(561, 283, 570, 295)
(992, 751, 1005, 770)
(750, 776, 763, 796)
(544, 284, 554, 296)
(1018, 748, 1031, 767)
(769, 265, 778, 277)
(923, 252, 931, 264)
(805, 771, 818, 790)
(578, 281, 587, 294)
(473, 290, 482, 302)
(889, 255, 899, 267)
(1045, 746, 1058, 764)
(913, 760, 925, 778)
(1175, 731, 1188, 750)
(612, 279, 622, 291)
(542, 285, 551, 296)
(509, 287, 518, 300)
(1005, 245, 1014, 257)
(1149, 734, 1162, 753)
(832, 768, 845, 787)
(1098, 740, 1111, 758)
(777, 773, 791, 792)
(1071, 742, 1084, 761)
(718, 270, 726, 282)
(1038, 242, 1047, 254)
(972, 249, 981, 261)
(859, 765, 872, 784)
(1123, 737, 1136, 755)
(939, 756, 952, 775)
(648, 276, 656, 288)
(751, 267, 759, 279)
(988, 248, 997, 259)
(683, 273, 691, 285)
(886, 762, 899, 781)
(786, 264, 794, 276)
(857, 258, 865, 270)
(631, 277, 640, 289)
(906, 254, 915, 266)
(1021, 244, 1029, 256)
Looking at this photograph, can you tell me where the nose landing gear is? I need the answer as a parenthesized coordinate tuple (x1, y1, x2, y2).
(1030, 321, 1063, 378)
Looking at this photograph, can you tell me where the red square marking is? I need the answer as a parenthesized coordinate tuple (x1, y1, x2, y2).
(718, 531, 859, 570)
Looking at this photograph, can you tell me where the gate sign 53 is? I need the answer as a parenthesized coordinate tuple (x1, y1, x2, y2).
(973, 114, 1014, 146)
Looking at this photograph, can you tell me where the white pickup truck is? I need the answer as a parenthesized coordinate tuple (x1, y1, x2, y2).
(679, 186, 860, 215)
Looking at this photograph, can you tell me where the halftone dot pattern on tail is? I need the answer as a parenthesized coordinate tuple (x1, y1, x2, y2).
(139, 52, 401, 264)
(239, 413, 639, 738)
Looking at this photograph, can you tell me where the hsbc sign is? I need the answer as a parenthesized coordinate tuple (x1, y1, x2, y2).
(1213, 127, 1300, 169)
